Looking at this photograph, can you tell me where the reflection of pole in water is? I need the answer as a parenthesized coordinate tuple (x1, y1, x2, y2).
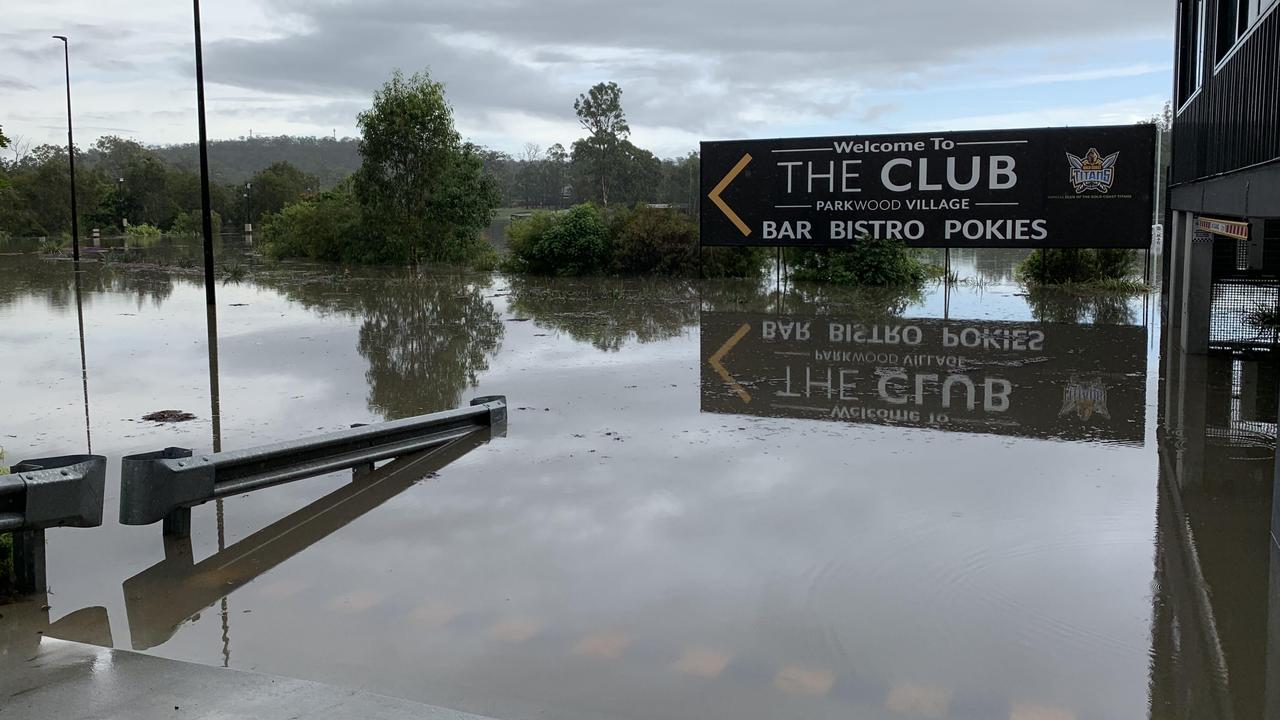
(73, 260, 91, 453)
(205, 302, 229, 666)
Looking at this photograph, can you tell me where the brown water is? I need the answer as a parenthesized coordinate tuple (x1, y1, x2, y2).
(0, 240, 1276, 720)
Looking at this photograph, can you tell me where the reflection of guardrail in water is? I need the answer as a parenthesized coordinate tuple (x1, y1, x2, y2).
(123, 427, 495, 650)
(120, 396, 507, 536)
(0, 454, 107, 595)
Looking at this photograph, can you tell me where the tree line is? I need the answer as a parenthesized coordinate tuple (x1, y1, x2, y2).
(0, 79, 700, 242)
(0, 132, 327, 238)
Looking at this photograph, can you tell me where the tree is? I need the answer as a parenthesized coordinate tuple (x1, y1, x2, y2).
(1140, 101, 1174, 223)
(0, 125, 9, 191)
(355, 70, 499, 263)
(545, 143, 569, 207)
(573, 82, 629, 205)
(246, 161, 318, 225)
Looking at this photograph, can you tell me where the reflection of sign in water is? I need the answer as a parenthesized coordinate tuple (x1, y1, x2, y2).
(700, 313, 1146, 444)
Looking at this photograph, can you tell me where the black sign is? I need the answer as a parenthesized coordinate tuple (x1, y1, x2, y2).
(701, 312, 1146, 445)
(700, 125, 1156, 249)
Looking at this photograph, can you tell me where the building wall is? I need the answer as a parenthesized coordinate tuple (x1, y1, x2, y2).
(1171, 0, 1280, 187)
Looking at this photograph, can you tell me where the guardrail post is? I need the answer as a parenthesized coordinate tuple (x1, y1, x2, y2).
(120, 447, 197, 538)
(3, 454, 107, 596)
(471, 396, 508, 437)
(349, 423, 374, 480)
(163, 507, 192, 538)
(12, 529, 46, 595)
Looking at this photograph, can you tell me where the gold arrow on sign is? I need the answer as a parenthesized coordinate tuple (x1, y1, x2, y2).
(708, 322, 752, 403)
(708, 153, 753, 237)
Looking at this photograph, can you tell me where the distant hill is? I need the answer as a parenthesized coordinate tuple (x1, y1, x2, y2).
(150, 136, 361, 188)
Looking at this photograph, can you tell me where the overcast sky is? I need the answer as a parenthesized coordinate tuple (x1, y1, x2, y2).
(2, 0, 1174, 158)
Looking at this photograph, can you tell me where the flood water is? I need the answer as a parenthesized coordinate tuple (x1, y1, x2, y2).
(1, 239, 1277, 720)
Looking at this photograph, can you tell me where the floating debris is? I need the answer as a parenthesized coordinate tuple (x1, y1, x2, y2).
(142, 410, 196, 423)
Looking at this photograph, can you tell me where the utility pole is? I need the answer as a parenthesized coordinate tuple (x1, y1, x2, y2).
(52, 35, 79, 261)
(192, 0, 216, 305)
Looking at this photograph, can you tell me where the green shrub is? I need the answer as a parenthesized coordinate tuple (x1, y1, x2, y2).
(610, 205, 698, 274)
(262, 185, 381, 264)
(1016, 248, 1139, 286)
(469, 243, 502, 272)
(789, 234, 929, 287)
(37, 237, 66, 254)
(505, 204, 611, 275)
(700, 246, 770, 279)
(125, 224, 163, 241)
(169, 209, 223, 237)
(607, 205, 767, 278)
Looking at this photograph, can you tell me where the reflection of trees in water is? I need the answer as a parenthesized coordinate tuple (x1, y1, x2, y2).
(1025, 287, 1138, 325)
(506, 276, 707, 352)
(0, 256, 177, 311)
(507, 275, 932, 351)
(781, 282, 924, 319)
(358, 275, 503, 417)
(274, 270, 504, 419)
(944, 248, 1027, 286)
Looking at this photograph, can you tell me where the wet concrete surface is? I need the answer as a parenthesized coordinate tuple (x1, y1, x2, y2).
(2, 638, 497, 720)
(0, 241, 1276, 720)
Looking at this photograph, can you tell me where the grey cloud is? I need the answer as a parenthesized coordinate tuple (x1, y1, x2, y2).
(199, 0, 1171, 145)
(207, 21, 567, 118)
(0, 75, 36, 92)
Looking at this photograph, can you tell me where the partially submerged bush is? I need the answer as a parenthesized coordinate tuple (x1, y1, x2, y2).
(262, 185, 382, 264)
(125, 224, 163, 241)
(505, 204, 611, 275)
(611, 205, 697, 275)
(1016, 248, 1141, 287)
(790, 234, 929, 287)
(169, 209, 223, 238)
(610, 205, 766, 278)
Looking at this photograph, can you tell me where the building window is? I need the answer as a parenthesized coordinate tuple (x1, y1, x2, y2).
(1177, 0, 1206, 105)
(1217, 0, 1275, 63)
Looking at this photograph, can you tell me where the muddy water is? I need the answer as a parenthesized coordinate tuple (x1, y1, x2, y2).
(1, 242, 1276, 720)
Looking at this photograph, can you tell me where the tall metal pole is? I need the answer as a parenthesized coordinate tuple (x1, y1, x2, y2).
(52, 36, 79, 261)
(74, 260, 91, 453)
(192, 0, 216, 305)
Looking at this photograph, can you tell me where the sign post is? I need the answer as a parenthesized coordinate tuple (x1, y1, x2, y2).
(701, 125, 1156, 249)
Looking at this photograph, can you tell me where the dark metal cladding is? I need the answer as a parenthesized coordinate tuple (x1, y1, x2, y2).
(1172, 3, 1280, 185)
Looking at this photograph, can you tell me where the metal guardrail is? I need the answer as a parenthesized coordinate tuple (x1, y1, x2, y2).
(119, 396, 506, 536)
(1, 454, 107, 595)
(123, 429, 494, 650)
(1, 454, 107, 532)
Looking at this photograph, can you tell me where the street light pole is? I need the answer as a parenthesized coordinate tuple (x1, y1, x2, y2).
(244, 182, 251, 233)
(192, 0, 216, 305)
(52, 35, 79, 261)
